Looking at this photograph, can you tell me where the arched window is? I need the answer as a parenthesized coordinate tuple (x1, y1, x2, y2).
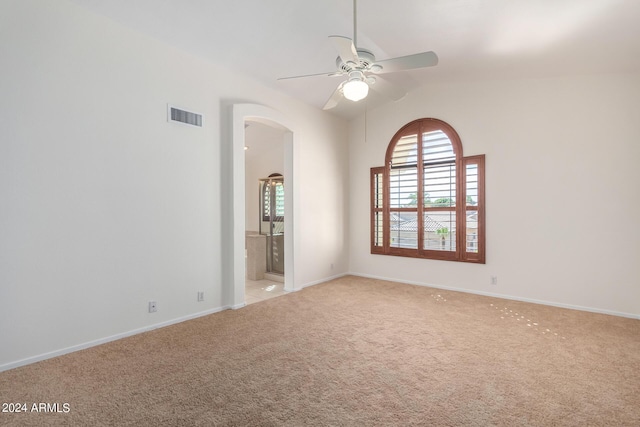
(261, 173, 284, 222)
(371, 118, 485, 263)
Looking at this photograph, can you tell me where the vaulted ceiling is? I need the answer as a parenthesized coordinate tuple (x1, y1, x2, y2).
(70, 0, 640, 118)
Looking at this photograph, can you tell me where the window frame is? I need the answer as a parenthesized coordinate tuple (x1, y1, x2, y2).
(261, 174, 284, 223)
(370, 166, 385, 255)
(370, 118, 485, 264)
(261, 180, 285, 223)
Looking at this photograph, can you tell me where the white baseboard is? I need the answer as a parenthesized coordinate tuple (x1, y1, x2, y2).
(0, 305, 231, 373)
(349, 272, 640, 320)
(301, 272, 349, 290)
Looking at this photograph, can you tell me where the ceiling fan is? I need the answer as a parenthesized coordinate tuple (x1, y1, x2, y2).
(278, 0, 438, 110)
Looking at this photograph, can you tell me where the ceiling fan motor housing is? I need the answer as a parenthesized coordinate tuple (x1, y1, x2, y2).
(336, 48, 376, 73)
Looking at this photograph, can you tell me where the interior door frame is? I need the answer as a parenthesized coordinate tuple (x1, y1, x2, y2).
(228, 104, 297, 308)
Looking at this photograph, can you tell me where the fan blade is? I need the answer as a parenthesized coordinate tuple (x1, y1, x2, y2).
(278, 71, 342, 80)
(323, 83, 345, 110)
(329, 35, 359, 65)
(374, 51, 438, 74)
(368, 75, 406, 101)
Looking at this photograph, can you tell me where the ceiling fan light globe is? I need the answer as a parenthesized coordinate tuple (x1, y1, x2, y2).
(343, 79, 369, 102)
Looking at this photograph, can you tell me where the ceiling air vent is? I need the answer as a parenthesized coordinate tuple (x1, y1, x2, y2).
(167, 104, 202, 127)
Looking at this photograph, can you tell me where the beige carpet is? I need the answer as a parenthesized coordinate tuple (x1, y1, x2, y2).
(1, 276, 639, 426)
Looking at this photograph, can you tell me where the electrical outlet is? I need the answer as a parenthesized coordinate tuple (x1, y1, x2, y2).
(197, 291, 204, 302)
(148, 301, 157, 313)
(490, 276, 498, 285)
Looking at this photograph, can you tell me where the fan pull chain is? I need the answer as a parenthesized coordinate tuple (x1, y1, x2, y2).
(364, 97, 368, 143)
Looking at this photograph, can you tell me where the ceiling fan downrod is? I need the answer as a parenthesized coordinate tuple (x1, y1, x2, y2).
(353, 0, 358, 48)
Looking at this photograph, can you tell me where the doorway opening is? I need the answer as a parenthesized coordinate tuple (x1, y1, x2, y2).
(228, 103, 297, 309)
(244, 122, 286, 304)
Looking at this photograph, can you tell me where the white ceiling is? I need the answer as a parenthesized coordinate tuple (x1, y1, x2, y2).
(70, 0, 640, 118)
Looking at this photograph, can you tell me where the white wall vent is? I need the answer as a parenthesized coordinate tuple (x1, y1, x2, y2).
(167, 104, 202, 127)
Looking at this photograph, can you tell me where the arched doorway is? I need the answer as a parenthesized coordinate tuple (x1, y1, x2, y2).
(227, 104, 297, 308)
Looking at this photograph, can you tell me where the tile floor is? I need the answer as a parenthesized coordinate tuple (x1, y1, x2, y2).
(245, 278, 286, 305)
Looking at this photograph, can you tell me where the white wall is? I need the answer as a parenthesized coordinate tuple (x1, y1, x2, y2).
(349, 73, 640, 317)
(0, 0, 348, 370)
